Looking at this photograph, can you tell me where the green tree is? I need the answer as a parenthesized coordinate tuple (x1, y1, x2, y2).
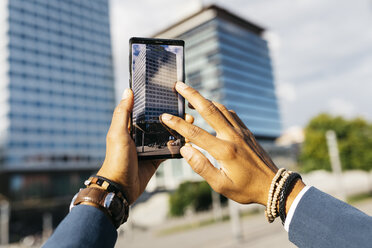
(299, 113, 372, 172)
(169, 181, 212, 216)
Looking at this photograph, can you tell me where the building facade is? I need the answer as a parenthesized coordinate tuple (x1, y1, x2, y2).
(132, 44, 179, 150)
(147, 5, 281, 191)
(0, 0, 114, 233)
(132, 44, 178, 125)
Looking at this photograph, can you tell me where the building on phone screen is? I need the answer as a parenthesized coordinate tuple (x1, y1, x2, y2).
(0, 0, 114, 241)
(132, 44, 179, 149)
(147, 5, 283, 191)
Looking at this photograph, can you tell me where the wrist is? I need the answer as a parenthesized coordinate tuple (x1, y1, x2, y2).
(264, 169, 304, 223)
(70, 175, 130, 228)
(284, 179, 305, 214)
(96, 166, 123, 187)
(257, 168, 277, 206)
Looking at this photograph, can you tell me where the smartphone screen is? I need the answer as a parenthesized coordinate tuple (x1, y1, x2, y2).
(129, 37, 185, 159)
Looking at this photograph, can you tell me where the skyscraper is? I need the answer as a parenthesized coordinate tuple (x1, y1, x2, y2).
(132, 44, 178, 125)
(132, 44, 179, 151)
(147, 5, 281, 190)
(155, 5, 280, 140)
(0, 0, 114, 235)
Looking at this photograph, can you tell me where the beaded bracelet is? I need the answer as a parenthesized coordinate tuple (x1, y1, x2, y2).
(278, 172, 302, 224)
(271, 170, 291, 219)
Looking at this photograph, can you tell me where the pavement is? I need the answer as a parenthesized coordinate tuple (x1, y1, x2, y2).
(115, 198, 372, 248)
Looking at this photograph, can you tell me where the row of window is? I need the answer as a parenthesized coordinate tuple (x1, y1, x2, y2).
(9, 63, 112, 81)
(219, 43, 271, 68)
(182, 22, 268, 61)
(224, 79, 275, 99)
(9, 32, 111, 59)
(10, 84, 113, 99)
(8, 17, 110, 46)
(224, 89, 278, 110)
(9, 113, 112, 124)
(183, 36, 270, 71)
(184, 38, 219, 62)
(9, 41, 112, 67)
(8, 60, 113, 80)
(142, 109, 178, 116)
(9, 99, 114, 113)
(7, 141, 106, 149)
(9, 35, 111, 59)
(225, 100, 280, 117)
(179, 19, 218, 41)
(9, 80, 114, 99)
(146, 92, 176, 98)
(9, 69, 114, 84)
(217, 19, 267, 48)
(32, 0, 109, 14)
(8, 51, 112, 71)
(146, 65, 177, 73)
(9, 126, 107, 136)
(183, 28, 218, 50)
(218, 30, 269, 59)
(181, 18, 267, 52)
(9, 1, 109, 32)
(221, 51, 272, 79)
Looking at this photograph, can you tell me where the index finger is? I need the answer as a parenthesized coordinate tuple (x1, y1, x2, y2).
(161, 113, 226, 159)
(175, 82, 234, 136)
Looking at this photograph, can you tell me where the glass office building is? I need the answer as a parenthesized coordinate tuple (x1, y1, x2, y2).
(0, 0, 114, 202)
(132, 44, 178, 124)
(147, 5, 281, 190)
(132, 44, 179, 151)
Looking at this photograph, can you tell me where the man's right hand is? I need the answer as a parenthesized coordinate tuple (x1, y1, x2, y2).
(161, 82, 305, 208)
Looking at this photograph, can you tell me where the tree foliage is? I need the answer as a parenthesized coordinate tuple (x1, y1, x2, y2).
(169, 181, 212, 217)
(299, 113, 372, 172)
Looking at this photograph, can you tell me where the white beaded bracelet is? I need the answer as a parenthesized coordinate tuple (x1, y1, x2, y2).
(271, 171, 291, 218)
(265, 168, 286, 222)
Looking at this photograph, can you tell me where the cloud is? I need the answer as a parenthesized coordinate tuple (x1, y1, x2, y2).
(263, 31, 281, 51)
(277, 82, 296, 102)
(327, 98, 356, 118)
(109, 0, 201, 99)
(110, 0, 372, 129)
(164, 45, 182, 55)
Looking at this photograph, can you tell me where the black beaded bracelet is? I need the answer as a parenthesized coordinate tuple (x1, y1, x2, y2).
(278, 172, 302, 224)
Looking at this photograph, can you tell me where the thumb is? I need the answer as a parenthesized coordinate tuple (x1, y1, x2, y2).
(181, 145, 221, 188)
(109, 89, 134, 135)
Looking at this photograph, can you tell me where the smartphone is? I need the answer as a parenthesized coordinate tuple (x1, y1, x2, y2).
(129, 37, 185, 160)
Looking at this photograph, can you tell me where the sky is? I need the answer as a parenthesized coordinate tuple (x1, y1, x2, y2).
(109, 0, 372, 130)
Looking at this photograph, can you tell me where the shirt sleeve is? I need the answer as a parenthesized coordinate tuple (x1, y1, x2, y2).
(284, 185, 311, 232)
(287, 187, 372, 247)
(43, 204, 118, 248)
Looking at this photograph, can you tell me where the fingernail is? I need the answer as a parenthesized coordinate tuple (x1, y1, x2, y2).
(180, 146, 192, 160)
(161, 113, 172, 121)
(122, 89, 131, 100)
(176, 82, 188, 90)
